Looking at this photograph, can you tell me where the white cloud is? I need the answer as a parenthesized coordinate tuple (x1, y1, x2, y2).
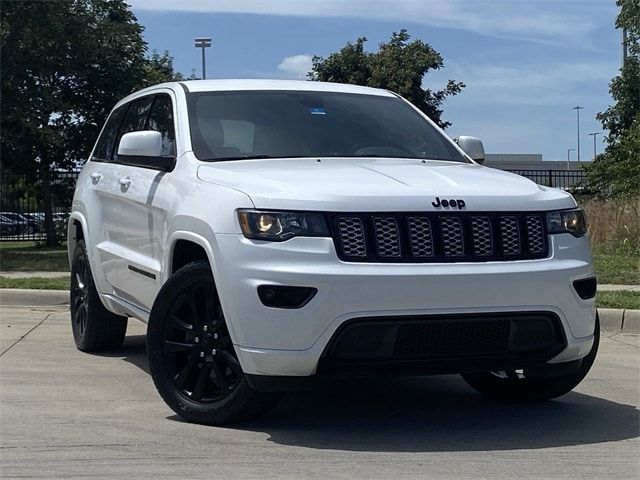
(130, 0, 610, 47)
(424, 60, 618, 107)
(277, 54, 313, 79)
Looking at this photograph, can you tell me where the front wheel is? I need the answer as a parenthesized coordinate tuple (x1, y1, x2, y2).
(147, 261, 281, 425)
(462, 315, 600, 403)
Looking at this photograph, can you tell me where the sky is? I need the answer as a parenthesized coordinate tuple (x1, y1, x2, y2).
(129, 0, 622, 161)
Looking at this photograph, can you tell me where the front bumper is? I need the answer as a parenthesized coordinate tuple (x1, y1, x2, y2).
(211, 232, 596, 377)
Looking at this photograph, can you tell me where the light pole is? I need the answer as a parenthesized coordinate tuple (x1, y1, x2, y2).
(194, 37, 212, 79)
(573, 106, 584, 162)
(588, 132, 601, 160)
(567, 148, 575, 170)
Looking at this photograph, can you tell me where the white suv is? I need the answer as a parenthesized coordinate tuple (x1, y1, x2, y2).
(68, 80, 599, 425)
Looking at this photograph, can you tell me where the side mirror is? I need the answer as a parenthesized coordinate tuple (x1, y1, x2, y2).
(456, 136, 485, 164)
(118, 130, 163, 157)
(116, 131, 174, 171)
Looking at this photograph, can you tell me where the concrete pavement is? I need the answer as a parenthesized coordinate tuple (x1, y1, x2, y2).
(0, 300, 638, 479)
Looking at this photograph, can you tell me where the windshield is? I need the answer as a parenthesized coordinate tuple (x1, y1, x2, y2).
(187, 90, 467, 163)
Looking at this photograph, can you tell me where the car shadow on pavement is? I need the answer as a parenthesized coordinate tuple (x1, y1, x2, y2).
(94, 334, 150, 375)
(104, 333, 639, 453)
(243, 376, 639, 452)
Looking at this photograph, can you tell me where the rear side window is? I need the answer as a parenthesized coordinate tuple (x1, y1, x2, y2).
(145, 94, 176, 156)
(92, 105, 126, 161)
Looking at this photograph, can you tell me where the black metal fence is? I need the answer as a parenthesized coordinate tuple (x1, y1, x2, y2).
(0, 167, 589, 242)
(0, 170, 79, 241)
(506, 169, 587, 190)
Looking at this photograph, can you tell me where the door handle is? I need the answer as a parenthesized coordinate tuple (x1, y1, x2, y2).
(118, 177, 132, 188)
(90, 173, 102, 184)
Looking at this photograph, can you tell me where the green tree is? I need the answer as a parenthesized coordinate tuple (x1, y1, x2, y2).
(0, 0, 182, 245)
(143, 50, 185, 87)
(586, 0, 640, 194)
(309, 30, 465, 128)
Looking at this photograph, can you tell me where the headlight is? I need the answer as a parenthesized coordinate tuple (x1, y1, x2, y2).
(238, 209, 329, 241)
(546, 208, 587, 237)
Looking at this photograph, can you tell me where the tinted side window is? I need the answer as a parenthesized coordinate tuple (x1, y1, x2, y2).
(113, 96, 153, 159)
(92, 105, 126, 161)
(146, 95, 176, 156)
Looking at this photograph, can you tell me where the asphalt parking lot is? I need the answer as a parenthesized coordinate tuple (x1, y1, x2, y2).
(1, 300, 638, 479)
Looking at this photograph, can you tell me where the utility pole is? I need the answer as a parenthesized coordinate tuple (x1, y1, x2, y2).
(567, 148, 575, 170)
(573, 106, 584, 162)
(588, 132, 601, 160)
(194, 37, 212, 79)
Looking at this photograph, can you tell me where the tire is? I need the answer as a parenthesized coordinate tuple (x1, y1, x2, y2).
(70, 239, 128, 351)
(462, 315, 600, 403)
(147, 261, 281, 425)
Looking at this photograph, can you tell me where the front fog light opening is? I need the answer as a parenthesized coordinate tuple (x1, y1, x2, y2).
(573, 277, 597, 300)
(257, 285, 318, 309)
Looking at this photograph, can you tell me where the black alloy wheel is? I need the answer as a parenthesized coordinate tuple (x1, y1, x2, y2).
(69, 239, 127, 351)
(147, 261, 281, 425)
(161, 283, 243, 402)
(70, 249, 90, 337)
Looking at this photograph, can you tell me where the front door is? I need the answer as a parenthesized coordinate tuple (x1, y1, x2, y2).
(94, 92, 177, 310)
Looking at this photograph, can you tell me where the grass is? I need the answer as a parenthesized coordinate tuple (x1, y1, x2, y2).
(592, 250, 639, 285)
(580, 195, 639, 256)
(596, 291, 640, 310)
(0, 241, 69, 272)
(0, 276, 69, 290)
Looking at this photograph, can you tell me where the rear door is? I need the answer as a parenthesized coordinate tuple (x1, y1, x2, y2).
(93, 92, 177, 310)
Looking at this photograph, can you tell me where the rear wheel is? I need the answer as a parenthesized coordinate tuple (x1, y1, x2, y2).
(147, 261, 281, 425)
(462, 315, 599, 402)
(70, 240, 128, 351)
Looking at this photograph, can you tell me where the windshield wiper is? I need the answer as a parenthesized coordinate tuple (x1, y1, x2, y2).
(202, 154, 276, 161)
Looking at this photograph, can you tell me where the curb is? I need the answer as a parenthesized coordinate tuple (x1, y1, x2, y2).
(0, 289, 69, 307)
(598, 308, 640, 334)
(1, 288, 638, 333)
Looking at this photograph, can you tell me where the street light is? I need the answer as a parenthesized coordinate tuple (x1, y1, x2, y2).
(573, 106, 584, 162)
(194, 37, 212, 79)
(567, 148, 575, 170)
(588, 132, 601, 160)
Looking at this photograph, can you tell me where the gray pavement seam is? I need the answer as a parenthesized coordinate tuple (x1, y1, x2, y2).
(0, 313, 52, 358)
(606, 334, 640, 350)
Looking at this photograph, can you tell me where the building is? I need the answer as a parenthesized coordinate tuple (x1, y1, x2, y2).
(484, 154, 589, 171)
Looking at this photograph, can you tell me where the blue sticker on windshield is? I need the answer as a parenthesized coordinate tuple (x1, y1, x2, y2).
(309, 107, 326, 115)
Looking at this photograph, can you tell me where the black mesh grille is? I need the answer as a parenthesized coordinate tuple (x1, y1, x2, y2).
(336, 217, 367, 257)
(499, 216, 521, 256)
(325, 313, 564, 365)
(470, 216, 493, 257)
(332, 212, 548, 262)
(407, 217, 434, 257)
(373, 217, 401, 258)
(394, 320, 511, 357)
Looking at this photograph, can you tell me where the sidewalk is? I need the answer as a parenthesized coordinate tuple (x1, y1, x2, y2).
(597, 284, 640, 292)
(1, 271, 638, 292)
(0, 271, 70, 278)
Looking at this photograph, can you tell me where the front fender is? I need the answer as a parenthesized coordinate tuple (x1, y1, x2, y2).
(67, 212, 89, 268)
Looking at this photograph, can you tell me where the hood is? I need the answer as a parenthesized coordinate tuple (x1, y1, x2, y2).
(197, 157, 575, 212)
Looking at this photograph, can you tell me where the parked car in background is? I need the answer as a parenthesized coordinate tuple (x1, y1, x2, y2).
(0, 214, 19, 236)
(23, 213, 44, 232)
(0, 212, 36, 234)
